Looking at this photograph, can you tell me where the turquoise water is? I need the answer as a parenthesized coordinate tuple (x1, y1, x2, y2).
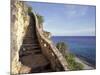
(52, 36, 96, 67)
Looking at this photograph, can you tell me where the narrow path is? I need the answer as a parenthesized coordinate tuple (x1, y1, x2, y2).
(75, 57, 94, 70)
(19, 13, 52, 73)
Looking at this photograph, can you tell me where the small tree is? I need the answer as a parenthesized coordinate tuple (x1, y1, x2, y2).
(56, 42, 67, 57)
(28, 7, 32, 13)
(28, 6, 44, 28)
(36, 14, 44, 27)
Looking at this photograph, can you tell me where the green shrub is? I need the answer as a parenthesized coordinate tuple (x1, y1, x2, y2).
(36, 14, 44, 26)
(27, 6, 44, 27)
(65, 53, 84, 70)
(56, 42, 68, 57)
(28, 7, 32, 13)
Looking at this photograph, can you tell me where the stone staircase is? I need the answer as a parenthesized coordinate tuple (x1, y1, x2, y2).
(19, 13, 52, 73)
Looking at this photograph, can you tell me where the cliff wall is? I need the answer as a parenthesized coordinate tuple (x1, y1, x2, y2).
(11, 0, 30, 74)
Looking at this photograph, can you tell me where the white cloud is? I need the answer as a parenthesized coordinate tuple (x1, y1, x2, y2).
(64, 5, 89, 19)
(52, 28, 95, 36)
(66, 28, 95, 36)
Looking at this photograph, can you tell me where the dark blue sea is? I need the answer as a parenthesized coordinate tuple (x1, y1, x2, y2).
(52, 36, 96, 67)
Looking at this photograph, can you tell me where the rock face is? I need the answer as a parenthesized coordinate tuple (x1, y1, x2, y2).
(11, 0, 30, 74)
(11, 1, 52, 74)
(11, 0, 68, 74)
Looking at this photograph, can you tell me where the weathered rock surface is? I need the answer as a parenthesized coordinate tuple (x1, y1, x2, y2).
(11, 0, 30, 74)
(11, 0, 68, 74)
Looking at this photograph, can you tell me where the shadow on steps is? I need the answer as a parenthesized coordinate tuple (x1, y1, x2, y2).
(19, 13, 53, 73)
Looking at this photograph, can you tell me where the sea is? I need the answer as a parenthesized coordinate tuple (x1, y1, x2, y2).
(51, 36, 96, 67)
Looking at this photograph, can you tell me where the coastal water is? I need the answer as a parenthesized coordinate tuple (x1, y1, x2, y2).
(51, 36, 96, 67)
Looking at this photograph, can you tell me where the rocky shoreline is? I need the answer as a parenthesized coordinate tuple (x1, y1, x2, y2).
(74, 56, 95, 70)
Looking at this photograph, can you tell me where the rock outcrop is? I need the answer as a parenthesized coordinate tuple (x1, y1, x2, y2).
(11, 0, 68, 74)
(11, 0, 30, 74)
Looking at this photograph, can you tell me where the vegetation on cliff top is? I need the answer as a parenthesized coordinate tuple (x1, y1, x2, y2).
(36, 14, 44, 25)
(65, 53, 84, 70)
(56, 42, 84, 70)
(56, 42, 68, 57)
(28, 7, 44, 26)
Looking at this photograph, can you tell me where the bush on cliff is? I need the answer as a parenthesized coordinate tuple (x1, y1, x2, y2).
(65, 53, 84, 70)
(28, 7, 32, 13)
(36, 14, 44, 25)
(28, 6, 44, 28)
(56, 42, 67, 57)
(56, 42, 84, 70)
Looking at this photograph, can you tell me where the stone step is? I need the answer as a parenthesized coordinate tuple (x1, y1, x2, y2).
(22, 44, 39, 46)
(34, 50, 41, 54)
(22, 45, 41, 50)
(19, 49, 41, 57)
(20, 54, 50, 69)
(26, 27, 35, 33)
(30, 65, 52, 73)
(23, 39, 38, 44)
(27, 46, 41, 50)
(24, 36, 37, 39)
(23, 43, 39, 45)
(21, 49, 41, 54)
(23, 37, 37, 41)
(25, 32, 36, 37)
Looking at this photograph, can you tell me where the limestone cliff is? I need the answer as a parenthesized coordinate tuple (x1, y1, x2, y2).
(11, 0, 30, 74)
(11, 0, 68, 74)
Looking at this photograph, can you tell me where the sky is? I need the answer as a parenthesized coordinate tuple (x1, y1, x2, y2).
(25, 1, 96, 36)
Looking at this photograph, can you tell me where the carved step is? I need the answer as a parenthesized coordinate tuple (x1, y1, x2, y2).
(20, 54, 50, 69)
(19, 49, 41, 57)
(24, 36, 37, 38)
(34, 50, 41, 54)
(25, 32, 36, 37)
(19, 52, 32, 57)
(26, 26, 35, 33)
(23, 37, 38, 41)
(23, 39, 38, 44)
(22, 45, 41, 50)
(19, 13, 52, 73)
(30, 64, 52, 73)
(22, 44, 39, 46)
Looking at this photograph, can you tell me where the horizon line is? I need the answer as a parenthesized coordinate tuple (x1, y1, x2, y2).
(51, 35, 96, 37)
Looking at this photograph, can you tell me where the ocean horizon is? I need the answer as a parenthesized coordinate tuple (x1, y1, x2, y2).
(51, 36, 96, 67)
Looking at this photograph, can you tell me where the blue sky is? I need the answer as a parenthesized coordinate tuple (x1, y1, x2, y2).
(25, 2, 96, 36)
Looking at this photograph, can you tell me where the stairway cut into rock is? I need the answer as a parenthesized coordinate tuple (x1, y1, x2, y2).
(19, 13, 52, 73)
